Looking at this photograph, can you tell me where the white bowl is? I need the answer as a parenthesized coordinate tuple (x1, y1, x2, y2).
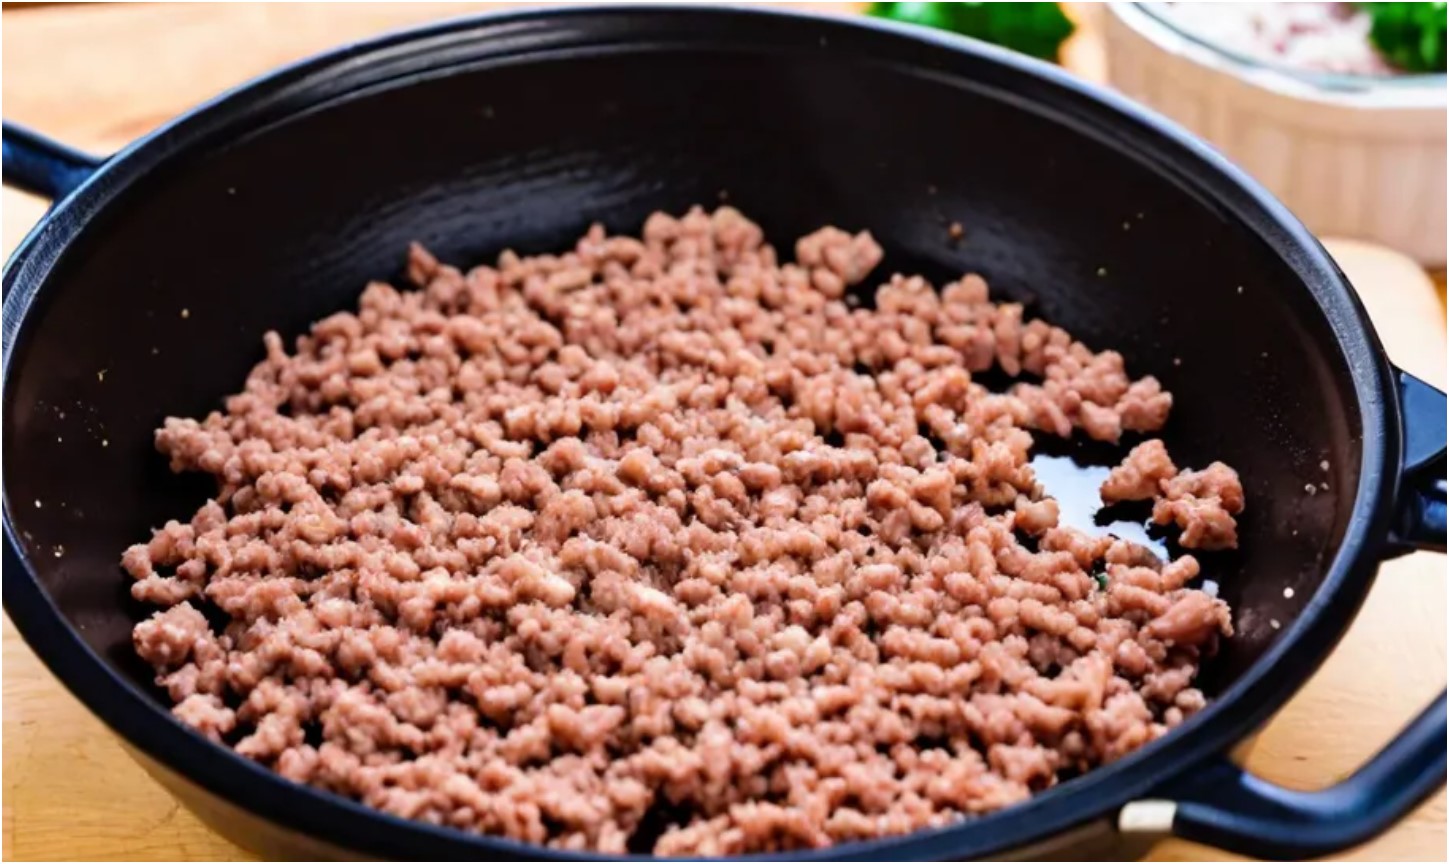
(1103, 2, 1447, 266)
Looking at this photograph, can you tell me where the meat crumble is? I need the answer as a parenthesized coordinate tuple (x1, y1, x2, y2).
(1102, 439, 1246, 551)
(127, 207, 1239, 855)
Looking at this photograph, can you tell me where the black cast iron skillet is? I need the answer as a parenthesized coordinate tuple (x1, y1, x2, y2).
(2, 6, 1445, 861)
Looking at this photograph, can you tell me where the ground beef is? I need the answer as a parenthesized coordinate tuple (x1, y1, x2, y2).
(1153, 462, 1246, 551)
(127, 207, 1236, 855)
(1101, 439, 1178, 502)
(1102, 440, 1245, 551)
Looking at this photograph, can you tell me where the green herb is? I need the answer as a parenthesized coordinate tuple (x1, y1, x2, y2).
(1092, 571, 1109, 591)
(866, 2, 1075, 62)
(1362, 2, 1447, 73)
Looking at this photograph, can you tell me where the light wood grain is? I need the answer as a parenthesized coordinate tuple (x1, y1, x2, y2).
(3, 3, 1444, 861)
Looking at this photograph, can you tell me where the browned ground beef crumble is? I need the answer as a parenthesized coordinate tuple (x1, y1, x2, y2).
(127, 207, 1243, 855)
(1102, 439, 1245, 551)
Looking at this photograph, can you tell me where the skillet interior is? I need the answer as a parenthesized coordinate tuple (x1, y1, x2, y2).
(2, 8, 1369, 856)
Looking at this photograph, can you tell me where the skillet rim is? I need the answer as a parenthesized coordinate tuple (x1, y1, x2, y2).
(0, 5, 1401, 860)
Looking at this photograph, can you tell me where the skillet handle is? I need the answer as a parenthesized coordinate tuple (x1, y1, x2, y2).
(1121, 370, 1447, 858)
(1121, 694, 1447, 859)
(1387, 368, 1446, 555)
(2, 121, 103, 200)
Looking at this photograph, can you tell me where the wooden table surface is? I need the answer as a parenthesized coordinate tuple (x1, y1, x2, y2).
(2, 4, 1445, 861)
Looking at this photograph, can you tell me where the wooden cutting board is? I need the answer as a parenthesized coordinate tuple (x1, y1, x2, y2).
(2, 4, 1444, 861)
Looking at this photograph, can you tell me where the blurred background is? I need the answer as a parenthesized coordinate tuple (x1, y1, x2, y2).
(2, 3, 1444, 862)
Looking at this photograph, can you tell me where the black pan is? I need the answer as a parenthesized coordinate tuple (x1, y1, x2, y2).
(2, 6, 1444, 861)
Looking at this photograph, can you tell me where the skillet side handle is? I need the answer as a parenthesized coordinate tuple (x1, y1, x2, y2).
(1125, 374, 1446, 859)
(1122, 694, 1447, 860)
(2, 121, 103, 200)
(1387, 368, 1447, 555)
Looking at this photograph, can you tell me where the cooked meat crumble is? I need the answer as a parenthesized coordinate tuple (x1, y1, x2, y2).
(128, 207, 1239, 854)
